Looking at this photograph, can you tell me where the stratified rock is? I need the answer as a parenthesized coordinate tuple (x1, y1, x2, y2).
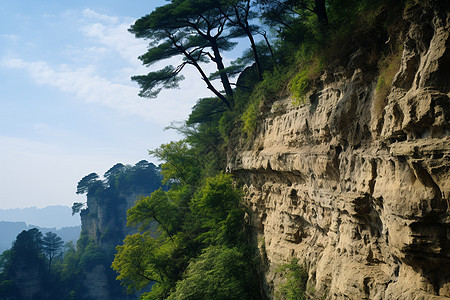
(228, 1, 449, 298)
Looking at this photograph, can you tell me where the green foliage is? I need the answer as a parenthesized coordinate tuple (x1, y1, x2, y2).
(0, 229, 88, 299)
(113, 171, 259, 299)
(132, 66, 185, 98)
(42, 231, 64, 270)
(289, 68, 310, 105)
(190, 173, 245, 246)
(76, 172, 101, 195)
(218, 111, 233, 141)
(167, 246, 253, 300)
(130, 0, 238, 109)
(240, 67, 291, 136)
(71, 202, 86, 215)
(275, 259, 308, 300)
(113, 160, 162, 193)
(241, 98, 260, 136)
(149, 141, 201, 186)
(79, 241, 107, 271)
(127, 189, 183, 238)
(289, 56, 323, 105)
(12, 228, 43, 264)
(112, 232, 162, 293)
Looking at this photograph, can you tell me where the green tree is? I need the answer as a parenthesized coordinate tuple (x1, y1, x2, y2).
(71, 202, 86, 215)
(76, 172, 102, 195)
(0, 250, 16, 297)
(275, 258, 308, 300)
(130, 0, 238, 110)
(217, 0, 266, 79)
(112, 233, 162, 293)
(149, 141, 201, 186)
(113, 173, 259, 299)
(189, 173, 246, 246)
(12, 228, 43, 263)
(42, 231, 64, 271)
(103, 163, 125, 188)
(79, 240, 107, 271)
(127, 189, 183, 241)
(168, 246, 255, 300)
(258, 0, 328, 29)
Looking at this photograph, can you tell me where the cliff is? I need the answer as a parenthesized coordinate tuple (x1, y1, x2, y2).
(228, 2, 449, 299)
(78, 161, 163, 300)
(81, 191, 146, 251)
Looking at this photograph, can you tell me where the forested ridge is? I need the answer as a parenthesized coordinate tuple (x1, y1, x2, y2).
(0, 0, 422, 299)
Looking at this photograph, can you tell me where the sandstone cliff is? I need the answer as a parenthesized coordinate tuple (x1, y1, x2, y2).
(228, 2, 449, 299)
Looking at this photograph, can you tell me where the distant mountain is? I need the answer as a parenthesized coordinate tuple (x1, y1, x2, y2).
(0, 205, 81, 228)
(0, 221, 81, 253)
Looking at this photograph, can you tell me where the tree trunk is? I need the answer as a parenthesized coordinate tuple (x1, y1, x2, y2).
(174, 40, 233, 110)
(243, 26, 263, 80)
(314, 0, 328, 27)
(209, 39, 234, 109)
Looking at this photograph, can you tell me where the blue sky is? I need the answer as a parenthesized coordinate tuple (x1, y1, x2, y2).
(0, 0, 233, 209)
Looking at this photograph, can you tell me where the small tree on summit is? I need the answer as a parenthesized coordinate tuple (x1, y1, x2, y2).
(76, 172, 102, 195)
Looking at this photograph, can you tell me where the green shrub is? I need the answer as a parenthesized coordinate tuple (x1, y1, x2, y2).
(275, 258, 308, 300)
(290, 69, 310, 105)
(241, 100, 260, 136)
(240, 67, 292, 136)
(218, 112, 233, 142)
(289, 57, 324, 105)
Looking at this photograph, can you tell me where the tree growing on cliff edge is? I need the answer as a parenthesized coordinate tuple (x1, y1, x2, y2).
(76, 172, 102, 195)
(130, 0, 239, 110)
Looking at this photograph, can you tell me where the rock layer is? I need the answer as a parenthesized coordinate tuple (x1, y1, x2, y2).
(228, 2, 449, 299)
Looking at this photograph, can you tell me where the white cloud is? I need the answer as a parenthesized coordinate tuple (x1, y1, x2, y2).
(1, 8, 227, 125)
(82, 8, 119, 24)
(1, 56, 213, 124)
(80, 19, 147, 67)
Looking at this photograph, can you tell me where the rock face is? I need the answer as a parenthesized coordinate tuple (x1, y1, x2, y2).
(78, 161, 163, 300)
(228, 2, 449, 299)
(81, 191, 144, 250)
(80, 192, 144, 300)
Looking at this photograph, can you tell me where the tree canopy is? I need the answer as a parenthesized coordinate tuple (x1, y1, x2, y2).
(130, 0, 238, 110)
(42, 231, 64, 271)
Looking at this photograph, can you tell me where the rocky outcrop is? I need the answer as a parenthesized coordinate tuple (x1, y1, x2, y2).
(80, 192, 143, 300)
(228, 2, 449, 299)
(78, 161, 163, 300)
(81, 191, 144, 250)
